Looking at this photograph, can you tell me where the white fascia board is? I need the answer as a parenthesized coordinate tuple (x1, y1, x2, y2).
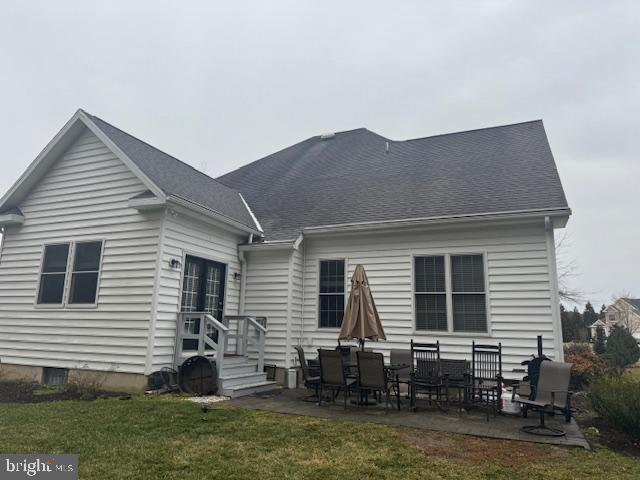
(167, 196, 262, 236)
(238, 239, 298, 252)
(0, 214, 25, 226)
(303, 208, 572, 236)
(78, 111, 167, 202)
(128, 196, 166, 211)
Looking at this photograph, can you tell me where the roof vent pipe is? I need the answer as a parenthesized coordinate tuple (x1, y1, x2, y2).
(320, 133, 335, 140)
(385, 141, 390, 154)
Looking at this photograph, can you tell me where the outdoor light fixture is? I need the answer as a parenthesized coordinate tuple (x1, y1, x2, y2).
(233, 272, 242, 281)
(169, 259, 182, 269)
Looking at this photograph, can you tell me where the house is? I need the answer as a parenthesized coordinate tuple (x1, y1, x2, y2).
(0, 110, 570, 394)
(590, 298, 640, 341)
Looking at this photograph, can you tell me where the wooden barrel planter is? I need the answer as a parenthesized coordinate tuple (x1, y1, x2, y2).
(178, 356, 218, 395)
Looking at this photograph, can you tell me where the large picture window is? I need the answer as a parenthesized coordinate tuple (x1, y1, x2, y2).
(318, 259, 345, 328)
(414, 253, 487, 333)
(37, 241, 103, 306)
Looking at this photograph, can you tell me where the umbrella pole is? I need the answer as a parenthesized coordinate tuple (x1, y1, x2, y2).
(359, 339, 365, 351)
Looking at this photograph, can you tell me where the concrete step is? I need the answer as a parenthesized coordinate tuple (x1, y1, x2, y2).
(221, 381, 280, 398)
(220, 372, 268, 388)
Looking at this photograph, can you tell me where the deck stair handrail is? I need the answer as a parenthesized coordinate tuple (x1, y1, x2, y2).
(175, 313, 267, 380)
(175, 312, 229, 378)
(223, 315, 267, 373)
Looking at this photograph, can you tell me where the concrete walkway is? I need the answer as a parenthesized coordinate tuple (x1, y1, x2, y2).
(227, 388, 589, 449)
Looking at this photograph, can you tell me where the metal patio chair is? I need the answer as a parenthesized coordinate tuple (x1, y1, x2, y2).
(514, 361, 573, 436)
(356, 351, 396, 411)
(318, 349, 356, 409)
(295, 346, 320, 402)
(440, 359, 470, 405)
(390, 349, 412, 403)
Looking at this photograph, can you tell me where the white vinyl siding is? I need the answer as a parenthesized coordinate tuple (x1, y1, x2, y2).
(151, 212, 246, 371)
(297, 220, 560, 378)
(242, 249, 291, 366)
(0, 129, 161, 374)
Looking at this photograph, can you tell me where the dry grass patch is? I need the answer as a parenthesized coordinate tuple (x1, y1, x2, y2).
(400, 430, 569, 468)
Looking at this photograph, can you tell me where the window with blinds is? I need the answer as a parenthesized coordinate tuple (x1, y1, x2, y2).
(414, 256, 447, 331)
(414, 253, 487, 333)
(318, 259, 345, 328)
(451, 254, 487, 332)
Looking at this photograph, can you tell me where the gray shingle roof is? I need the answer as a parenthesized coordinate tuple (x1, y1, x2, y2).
(623, 299, 640, 311)
(217, 121, 569, 240)
(86, 113, 259, 232)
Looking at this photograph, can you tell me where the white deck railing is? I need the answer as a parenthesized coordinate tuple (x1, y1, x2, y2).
(175, 313, 267, 378)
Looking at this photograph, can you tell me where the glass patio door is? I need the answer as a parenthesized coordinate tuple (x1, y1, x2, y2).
(180, 255, 227, 320)
(180, 256, 227, 351)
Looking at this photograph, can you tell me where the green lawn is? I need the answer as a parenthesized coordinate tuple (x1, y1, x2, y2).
(0, 397, 638, 479)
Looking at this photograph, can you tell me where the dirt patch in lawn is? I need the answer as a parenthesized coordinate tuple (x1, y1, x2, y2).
(0, 381, 128, 404)
(399, 430, 569, 467)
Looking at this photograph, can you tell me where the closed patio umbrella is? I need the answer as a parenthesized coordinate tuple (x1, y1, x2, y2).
(338, 264, 386, 349)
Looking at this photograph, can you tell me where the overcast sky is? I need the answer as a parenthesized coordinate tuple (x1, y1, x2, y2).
(1, 1, 638, 308)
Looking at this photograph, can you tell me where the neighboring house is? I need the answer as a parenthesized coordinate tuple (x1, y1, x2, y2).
(590, 298, 640, 341)
(0, 109, 571, 393)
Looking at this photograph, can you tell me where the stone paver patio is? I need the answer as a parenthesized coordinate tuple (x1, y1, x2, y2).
(227, 388, 589, 449)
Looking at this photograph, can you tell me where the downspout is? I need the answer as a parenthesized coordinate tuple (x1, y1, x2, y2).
(284, 248, 295, 369)
(238, 249, 248, 316)
(145, 208, 167, 375)
(0, 227, 5, 264)
(285, 235, 304, 369)
(545, 216, 564, 361)
(237, 233, 253, 316)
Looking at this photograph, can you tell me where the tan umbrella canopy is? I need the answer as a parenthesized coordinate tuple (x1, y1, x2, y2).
(338, 264, 386, 348)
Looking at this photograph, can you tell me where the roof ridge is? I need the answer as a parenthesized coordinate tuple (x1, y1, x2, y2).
(394, 119, 544, 143)
(84, 111, 241, 195)
(216, 128, 384, 183)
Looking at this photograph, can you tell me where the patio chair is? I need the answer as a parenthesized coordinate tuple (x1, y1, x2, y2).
(318, 349, 356, 409)
(514, 361, 573, 436)
(409, 340, 447, 411)
(356, 351, 396, 411)
(295, 346, 320, 402)
(440, 359, 470, 405)
(390, 349, 412, 392)
(471, 341, 503, 420)
(335, 345, 358, 377)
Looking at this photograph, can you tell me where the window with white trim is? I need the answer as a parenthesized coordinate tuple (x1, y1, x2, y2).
(37, 241, 103, 305)
(414, 254, 487, 333)
(37, 244, 70, 304)
(451, 254, 487, 332)
(414, 256, 447, 331)
(318, 259, 345, 328)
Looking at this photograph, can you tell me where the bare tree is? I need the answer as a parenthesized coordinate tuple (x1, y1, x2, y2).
(555, 231, 585, 304)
